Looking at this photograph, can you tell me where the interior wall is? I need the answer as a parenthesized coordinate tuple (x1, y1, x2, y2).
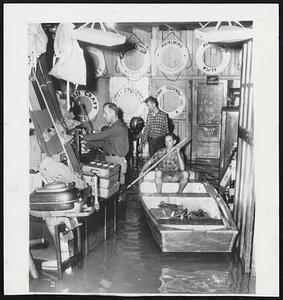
(84, 25, 242, 158)
(45, 24, 243, 159)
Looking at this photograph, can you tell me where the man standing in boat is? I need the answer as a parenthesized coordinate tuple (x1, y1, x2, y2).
(138, 96, 169, 157)
(140, 133, 189, 193)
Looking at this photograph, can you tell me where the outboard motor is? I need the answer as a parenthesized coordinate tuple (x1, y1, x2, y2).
(130, 116, 145, 137)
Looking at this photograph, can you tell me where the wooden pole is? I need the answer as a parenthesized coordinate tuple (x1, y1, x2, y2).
(29, 250, 39, 279)
(126, 137, 190, 190)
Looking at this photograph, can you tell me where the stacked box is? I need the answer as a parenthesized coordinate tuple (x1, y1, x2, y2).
(81, 161, 121, 198)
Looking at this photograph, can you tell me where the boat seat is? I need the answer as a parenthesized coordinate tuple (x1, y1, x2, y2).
(143, 170, 196, 181)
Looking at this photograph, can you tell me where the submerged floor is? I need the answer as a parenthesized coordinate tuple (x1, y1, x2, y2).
(29, 162, 255, 295)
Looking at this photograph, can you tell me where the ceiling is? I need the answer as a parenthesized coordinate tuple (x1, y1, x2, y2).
(42, 21, 253, 35)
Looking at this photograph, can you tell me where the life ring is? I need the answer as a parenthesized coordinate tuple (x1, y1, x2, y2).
(195, 42, 231, 75)
(154, 85, 186, 119)
(86, 46, 106, 77)
(112, 86, 146, 123)
(117, 43, 150, 80)
(155, 39, 189, 74)
(71, 90, 99, 121)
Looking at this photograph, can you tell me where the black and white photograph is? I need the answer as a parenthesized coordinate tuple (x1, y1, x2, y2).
(4, 3, 279, 296)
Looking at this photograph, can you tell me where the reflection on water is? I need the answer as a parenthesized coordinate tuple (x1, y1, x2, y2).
(159, 268, 234, 294)
(30, 170, 254, 294)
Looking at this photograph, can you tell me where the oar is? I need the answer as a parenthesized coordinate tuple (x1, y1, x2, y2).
(126, 137, 189, 190)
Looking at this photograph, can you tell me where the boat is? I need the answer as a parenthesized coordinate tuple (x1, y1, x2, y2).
(139, 171, 238, 253)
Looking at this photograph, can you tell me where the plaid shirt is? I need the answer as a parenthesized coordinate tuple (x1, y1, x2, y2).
(150, 148, 183, 172)
(141, 109, 169, 145)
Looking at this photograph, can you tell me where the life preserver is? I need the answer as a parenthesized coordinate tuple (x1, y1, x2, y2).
(71, 90, 99, 121)
(87, 46, 106, 77)
(117, 43, 150, 80)
(155, 39, 189, 74)
(195, 42, 231, 75)
(112, 86, 146, 123)
(154, 85, 186, 119)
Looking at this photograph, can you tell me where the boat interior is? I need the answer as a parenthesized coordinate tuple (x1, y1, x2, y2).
(142, 193, 225, 228)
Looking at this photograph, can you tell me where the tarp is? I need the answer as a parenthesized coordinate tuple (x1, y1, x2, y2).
(49, 23, 86, 85)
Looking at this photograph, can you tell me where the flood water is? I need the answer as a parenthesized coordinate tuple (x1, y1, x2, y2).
(29, 167, 255, 295)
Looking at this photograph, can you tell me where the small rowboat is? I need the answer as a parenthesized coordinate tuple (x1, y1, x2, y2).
(139, 171, 238, 253)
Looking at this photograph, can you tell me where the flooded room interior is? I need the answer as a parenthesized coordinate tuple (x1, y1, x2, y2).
(4, 4, 279, 297)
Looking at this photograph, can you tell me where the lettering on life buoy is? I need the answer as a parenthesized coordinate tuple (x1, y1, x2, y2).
(87, 46, 106, 77)
(154, 85, 186, 119)
(117, 43, 150, 80)
(71, 90, 99, 121)
(112, 86, 145, 122)
(195, 42, 231, 75)
(155, 39, 189, 74)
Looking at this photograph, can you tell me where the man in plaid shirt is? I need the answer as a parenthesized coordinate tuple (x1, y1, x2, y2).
(139, 96, 169, 156)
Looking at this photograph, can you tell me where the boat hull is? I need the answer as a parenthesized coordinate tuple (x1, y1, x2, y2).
(139, 172, 238, 253)
(145, 213, 237, 252)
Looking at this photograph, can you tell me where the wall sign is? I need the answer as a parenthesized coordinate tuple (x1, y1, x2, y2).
(203, 126, 218, 137)
(196, 42, 231, 75)
(86, 46, 106, 77)
(117, 43, 150, 80)
(155, 39, 189, 74)
(112, 85, 145, 123)
(154, 85, 186, 119)
(207, 75, 219, 85)
(71, 90, 99, 121)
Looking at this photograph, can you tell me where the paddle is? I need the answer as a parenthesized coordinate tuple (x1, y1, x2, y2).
(126, 137, 190, 190)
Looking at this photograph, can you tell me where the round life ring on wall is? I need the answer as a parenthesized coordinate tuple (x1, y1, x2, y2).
(195, 42, 231, 75)
(117, 43, 150, 80)
(155, 39, 189, 74)
(86, 46, 106, 77)
(71, 90, 99, 121)
(154, 85, 186, 119)
(112, 86, 146, 123)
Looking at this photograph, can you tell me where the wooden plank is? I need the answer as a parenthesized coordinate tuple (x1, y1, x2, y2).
(141, 192, 209, 198)
(29, 79, 42, 111)
(162, 230, 237, 253)
(233, 138, 242, 223)
(233, 39, 255, 273)
(239, 143, 250, 257)
(31, 57, 82, 173)
(238, 126, 253, 146)
(242, 147, 254, 271)
(185, 30, 193, 76)
(150, 25, 158, 76)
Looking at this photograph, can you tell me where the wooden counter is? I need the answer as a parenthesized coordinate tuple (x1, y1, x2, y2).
(78, 191, 119, 255)
(30, 191, 119, 258)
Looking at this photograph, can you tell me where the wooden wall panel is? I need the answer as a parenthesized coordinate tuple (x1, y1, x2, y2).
(196, 141, 220, 158)
(193, 33, 204, 77)
(191, 80, 227, 159)
(92, 77, 110, 130)
(233, 39, 255, 274)
(185, 30, 194, 77)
